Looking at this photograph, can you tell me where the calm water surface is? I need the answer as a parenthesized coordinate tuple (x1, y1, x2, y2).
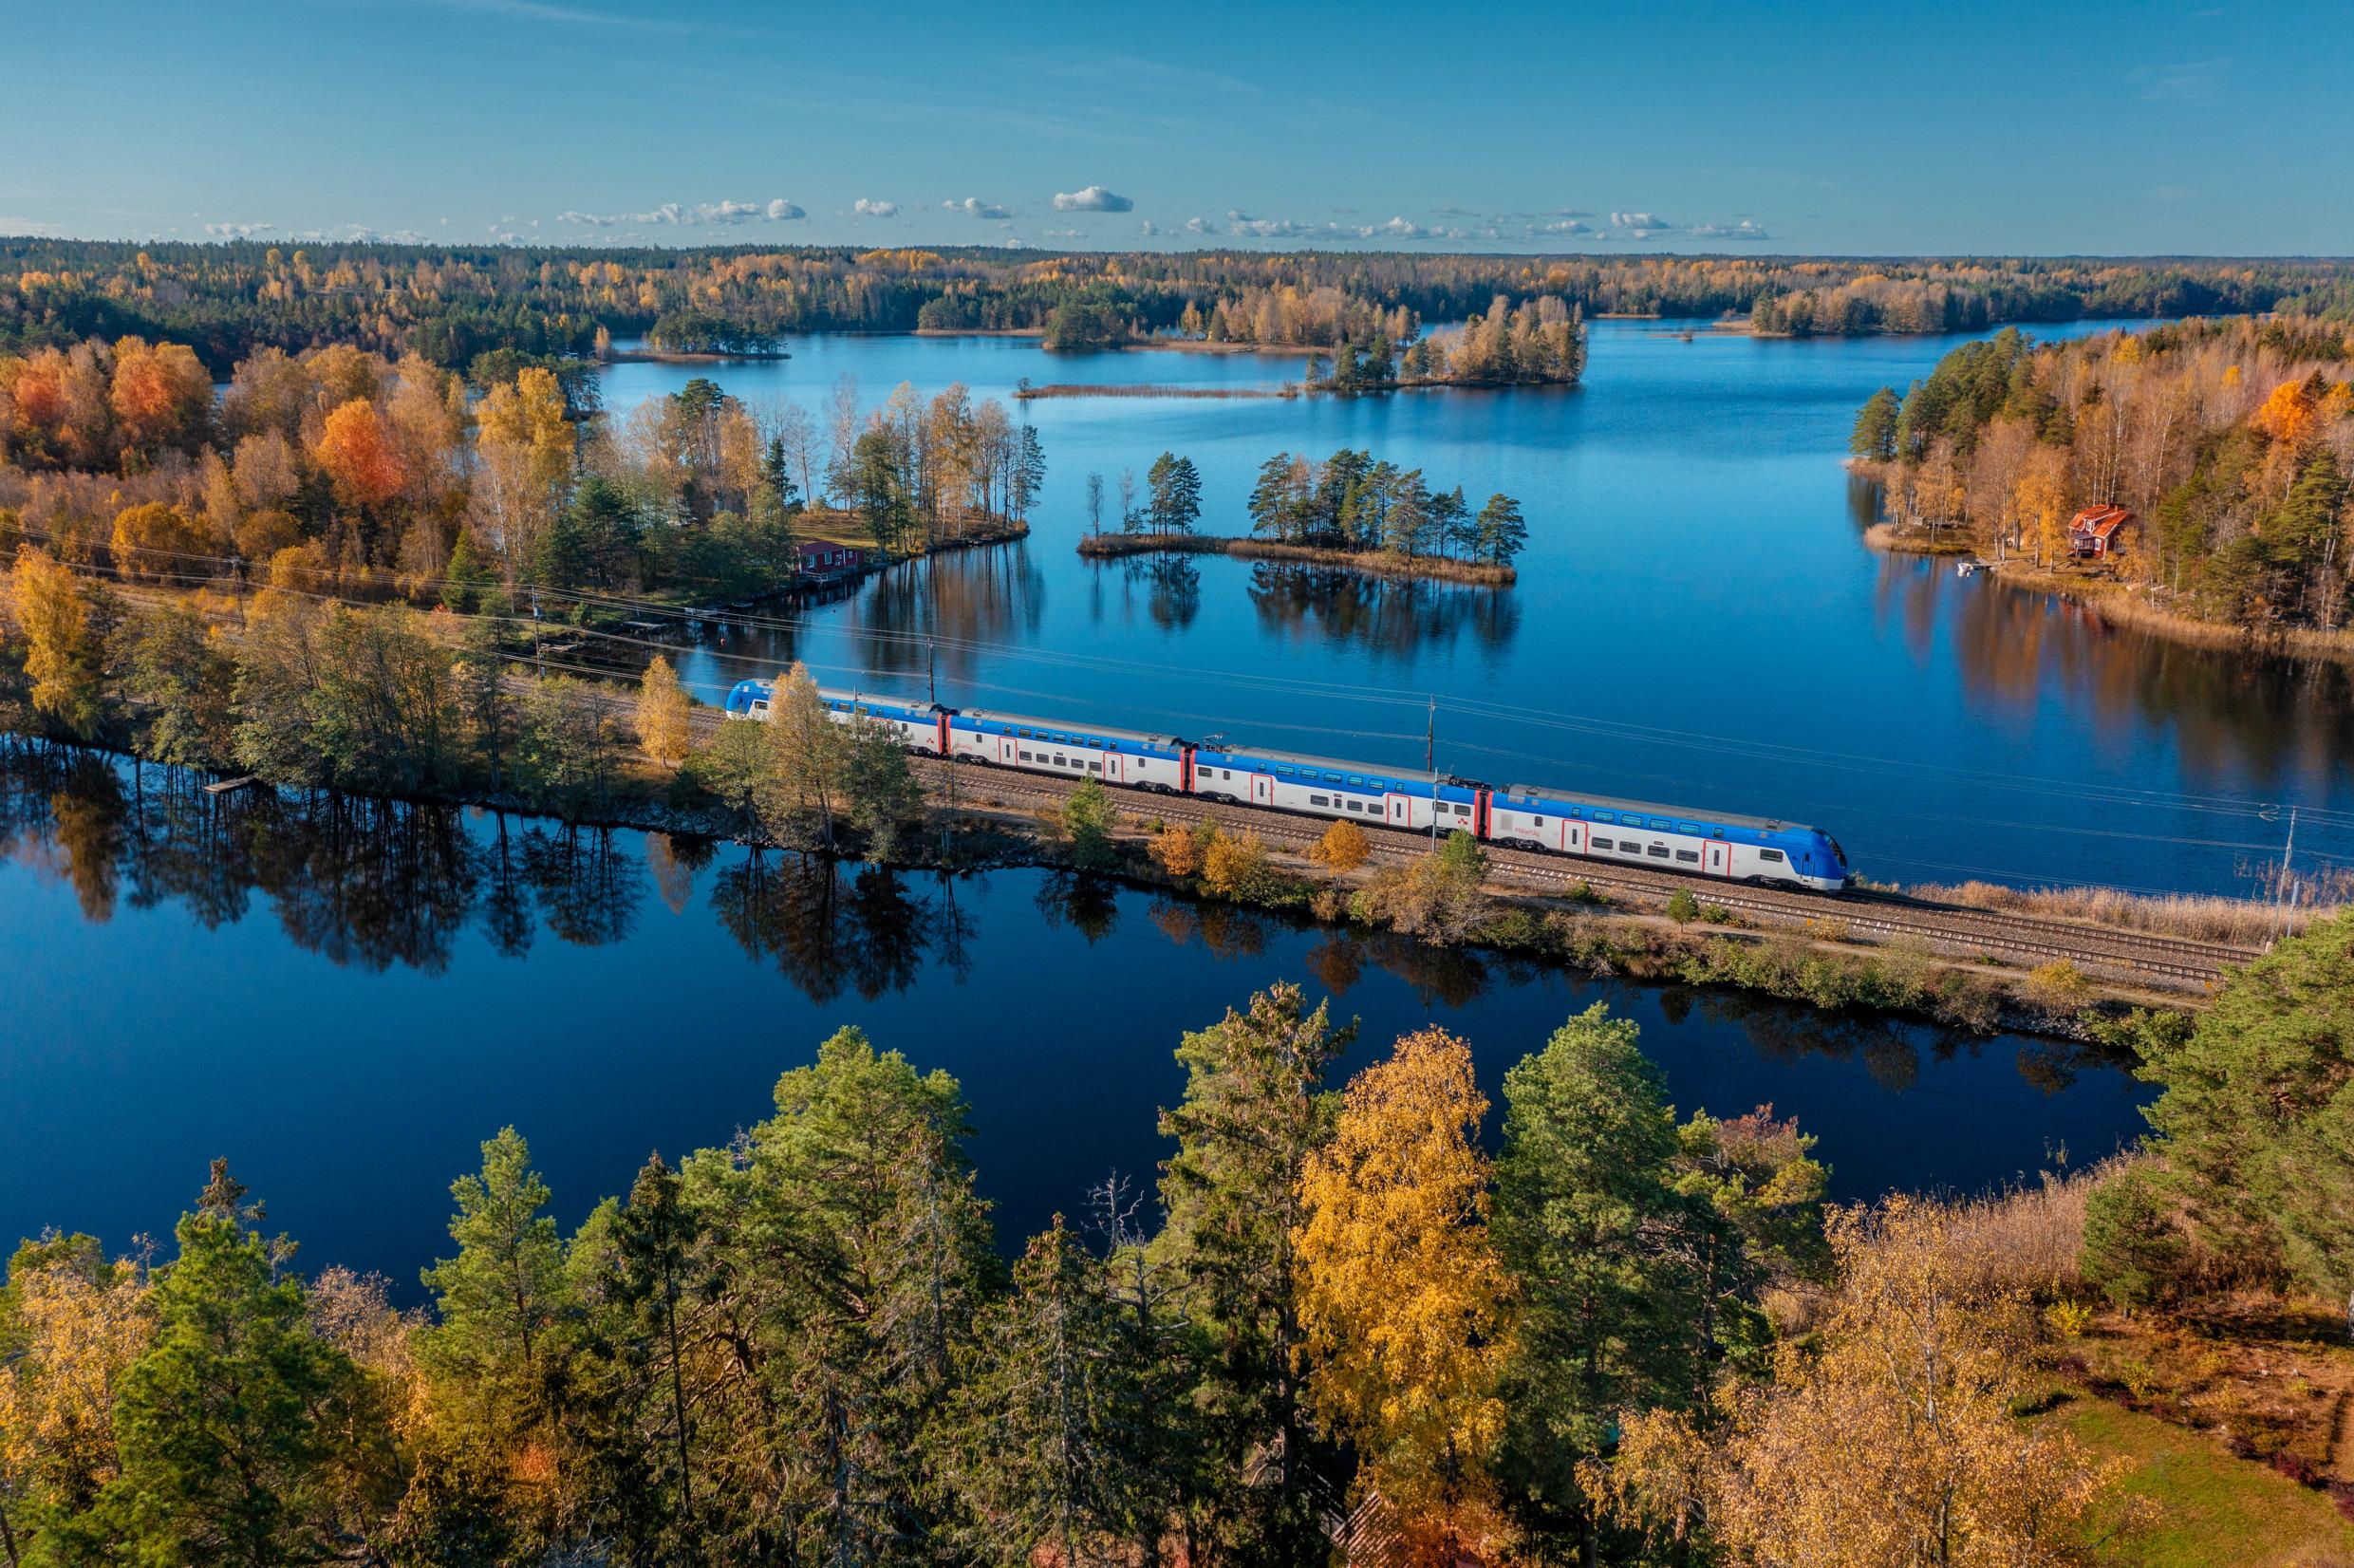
(0, 755, 2142, 1296)
(604, 320, 2354, 899)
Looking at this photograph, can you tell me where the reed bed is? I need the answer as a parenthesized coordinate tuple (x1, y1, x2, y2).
(1910, 878, 2332, 946)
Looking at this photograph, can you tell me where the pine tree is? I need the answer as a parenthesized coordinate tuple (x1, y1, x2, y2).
(613, 1153, 708, 1561)
(80, 1163, 377, 1567)
(1492, 1006, 1708, 1563)
(418, 1129, 572, 1434)
(958, 1218, 1137, 1566)
(840, 721, 924, 857)
(1158, 984, 1353, 1566)
(1851, 386, 1901, 460)
(1473, 493, 1528, 566)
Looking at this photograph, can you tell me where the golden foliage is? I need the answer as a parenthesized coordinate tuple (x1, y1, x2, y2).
(634, 654, 693, 768)
(1309, 816, 1372, 873)
(109, 501, 206, 581)
(0, 1251, 156, 1511)
(1296, 1026, 1513, 1562)
(1151, 821, 1205, 878)
(1201, 827, 1272, 898)
(1620, 1195, 2127, 1567)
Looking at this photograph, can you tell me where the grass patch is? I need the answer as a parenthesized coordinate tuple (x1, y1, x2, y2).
(2052, 1398, 2354, 1567)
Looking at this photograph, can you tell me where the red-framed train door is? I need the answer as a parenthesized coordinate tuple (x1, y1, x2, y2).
(1473, 789, 1491, 839)
(1000, 735, 1019, 765)
(1250, 773, 1274, 807)
(1386, 793, 1411, 828)
(1705, 839, 1729, 876)
(936, 713, 952, 755)
(1103, 752, 1122, 785)
(1563, 820, 1583, 853)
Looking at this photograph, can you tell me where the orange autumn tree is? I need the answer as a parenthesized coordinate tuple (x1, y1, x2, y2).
(315, 397, 405, 508)
(105, 338, 210, 455)
(1295, 1025, 1514, 1563)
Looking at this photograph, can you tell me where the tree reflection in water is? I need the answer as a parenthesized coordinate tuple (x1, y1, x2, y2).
(0, 743, 2140, 1102)
(1245, 564, 1520, 663)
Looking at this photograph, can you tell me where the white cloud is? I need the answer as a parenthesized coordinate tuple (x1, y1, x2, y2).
(1138, 219, 1161, 236)
(285, 223, 424, 244)
(202, 221, 273, 238)
(1530, 217, 1594, 236)
(1183, 215, 1216, 234)
(1687, 218, 1770, 242)
(853, 198, 899, 217)
(1610, 211, 1670, 233)
(1053, 184, 1132, 213)
(943, 196, 1014, 219)
(556, 198, 802, 228)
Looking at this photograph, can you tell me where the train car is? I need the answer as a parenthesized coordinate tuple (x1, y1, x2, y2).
(1484, 783, 1849, 893)
(1186, 741, 1478, 835)
(721, 681, 948, 754)
(946, 707, 1189, 792)
(719, 676, 1854, 891)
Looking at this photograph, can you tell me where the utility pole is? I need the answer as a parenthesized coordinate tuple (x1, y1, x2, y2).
(1427, 694, 1439, 848)
(927, 638, 937, 707)
(2277, 803, 2299, 943)
(530, 591, 544, 679)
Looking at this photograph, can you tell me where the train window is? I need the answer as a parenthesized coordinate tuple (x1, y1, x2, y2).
(1453, 804, 1470, 817)
(1594, 811, 1616, 824)
(1054, 756, 1067, 766)
(1649, 845, 1671, 858)
(1275, 765, 1292, 776)
(1309, 794, 1329, 808)
(1019, 750, 1035, 761)
(1089, 762, 1101, 773)
(1676, 849, 1699, 863)
(1675, 821, 1701, 835)
(1592, 836, 1613, 850)
(1650, 818, 1672, 831)
(1621, 843, 1644, 856)
(1759, 849, 1785, 863)
(1346, 800, 1363, 812)
(1018, 728, 1033, 738)
(1347, 775, 1364, 786)
(1221, 769, 1231, 780)
(1325, 772, 1343, 783)
(1531, 815, 1545, 827)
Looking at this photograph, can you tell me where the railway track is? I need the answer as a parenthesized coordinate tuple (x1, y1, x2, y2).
(917, 759, 2254, 989)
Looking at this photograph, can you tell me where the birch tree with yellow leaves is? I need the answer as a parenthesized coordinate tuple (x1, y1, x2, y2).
(1295, 1026, 1514, 1564)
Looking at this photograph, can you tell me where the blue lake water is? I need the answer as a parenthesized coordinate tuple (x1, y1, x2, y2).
(10, 318, 2333, 1291)
(0, 757, 2141, 1297)
(601, 320, 2354, 902)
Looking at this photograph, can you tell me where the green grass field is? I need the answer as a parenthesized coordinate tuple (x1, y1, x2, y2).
(2052, 1399, 2354, 1567)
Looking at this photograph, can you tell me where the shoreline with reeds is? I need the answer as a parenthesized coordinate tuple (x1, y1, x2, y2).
(1863, 526, 2354, 664)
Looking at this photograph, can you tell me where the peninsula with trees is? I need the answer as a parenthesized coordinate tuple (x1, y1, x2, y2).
(1849, 317, 2354, 655)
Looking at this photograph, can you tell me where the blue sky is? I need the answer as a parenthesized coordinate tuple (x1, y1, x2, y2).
(4, 0, 2349, 254)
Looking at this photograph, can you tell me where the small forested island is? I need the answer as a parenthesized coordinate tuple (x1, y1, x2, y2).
(1849, 317, 2354, 652)
(1076, 447, 1528, 583)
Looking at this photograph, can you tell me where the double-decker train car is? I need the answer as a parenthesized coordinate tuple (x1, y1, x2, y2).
(720, 679, 1851, 892)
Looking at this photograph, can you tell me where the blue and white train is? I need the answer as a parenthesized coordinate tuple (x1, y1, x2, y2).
(723, 680, 1853, 893)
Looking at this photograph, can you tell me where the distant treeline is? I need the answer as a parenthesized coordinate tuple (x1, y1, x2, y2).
(6, 238, 2351, 371)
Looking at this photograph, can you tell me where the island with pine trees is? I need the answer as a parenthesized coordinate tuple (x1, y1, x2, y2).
(1075, 448, 1529, 586)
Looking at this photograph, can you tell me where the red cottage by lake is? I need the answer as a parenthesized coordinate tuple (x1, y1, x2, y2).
(796, 540, 868, 574)
(2067, 505, 2135, 560)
